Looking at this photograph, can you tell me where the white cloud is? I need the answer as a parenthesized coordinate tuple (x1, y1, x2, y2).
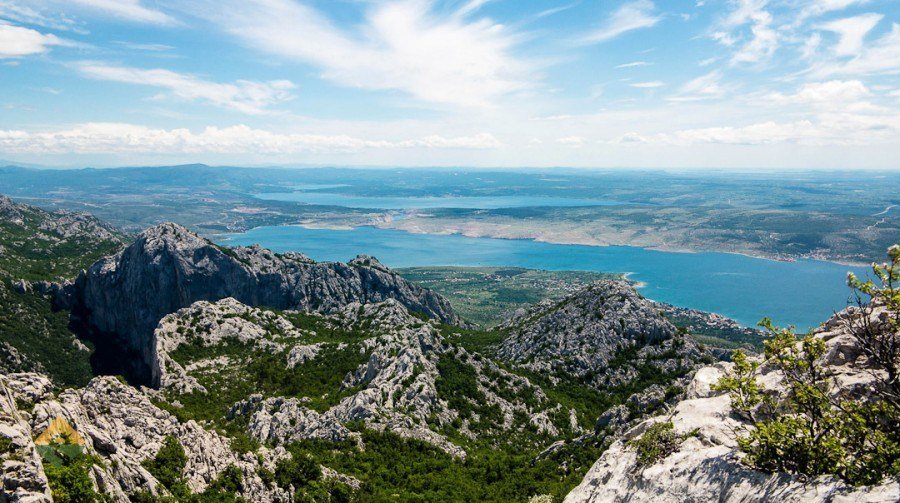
(75, 63, 295, 114)
(0, 2, 81, 32)
(580, 0, 660, 44)
(0, 123, 502, 154)
(668, 70, 725, 101)
(0, 22, 66, 58)
(555, 136, 585, 147)
(67, 0, 176, 25)
(722, 0, 779, 64)
(799, 0, 870, 21)
(801, 33, 822, 58)
(617, 115, 898, 146)
(183, 0, 532, 108)
(630, 81, 665, 88)
(818, 13, 882, 56)
(765, 80, 871, 109)
(615, 61, 652, 69)
(810, 22, 900, 77)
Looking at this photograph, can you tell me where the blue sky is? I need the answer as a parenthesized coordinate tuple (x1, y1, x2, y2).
(0, 0, 898, 168)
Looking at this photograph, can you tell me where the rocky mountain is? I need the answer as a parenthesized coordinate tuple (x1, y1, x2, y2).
(55, 222, 463, 385)
(564, 307, 900, 503)
(498, 281, 710, 390)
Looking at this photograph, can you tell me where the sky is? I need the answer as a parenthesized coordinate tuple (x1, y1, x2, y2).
(0, 0, 898, 169)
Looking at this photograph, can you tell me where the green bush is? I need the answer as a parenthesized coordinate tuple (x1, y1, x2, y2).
(715, 246, 900, 486)
(142, 436, 187, 490)
(38, 443, 106, 503)
(274, 453, 322, 491)
(628, 421, 685, 467)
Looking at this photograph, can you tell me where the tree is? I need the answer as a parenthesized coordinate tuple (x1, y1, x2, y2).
(846, 245, 900, 409)
(714, 246, 900, 485)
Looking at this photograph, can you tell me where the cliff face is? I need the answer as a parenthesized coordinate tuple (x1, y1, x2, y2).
(61, 223, 462, 385)
(564, 308, 900, 503)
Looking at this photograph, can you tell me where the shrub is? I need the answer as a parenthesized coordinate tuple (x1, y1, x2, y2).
(274, 454, 322, 491)
(628, 421, 684, 467)
(142, 435, 197, 499)
(38, 443, 105, 503)
(711, 349, 764, 421)
(715, 246, 900, 486)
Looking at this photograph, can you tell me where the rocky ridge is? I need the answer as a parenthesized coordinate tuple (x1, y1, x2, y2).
(563, 307, 900, 503)
(154, 297, 572, 458)
(498, 280, 709, 390)
(56, 223, 463, 385)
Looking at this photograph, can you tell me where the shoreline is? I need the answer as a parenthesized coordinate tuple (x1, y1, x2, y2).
(222, 220, 871, 269)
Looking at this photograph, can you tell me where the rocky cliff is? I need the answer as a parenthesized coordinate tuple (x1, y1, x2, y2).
(59, 223, 463, 385)
(564, 308, 900, 503)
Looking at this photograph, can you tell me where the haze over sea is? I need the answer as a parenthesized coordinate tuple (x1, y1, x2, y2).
(224, 223, 870, 332)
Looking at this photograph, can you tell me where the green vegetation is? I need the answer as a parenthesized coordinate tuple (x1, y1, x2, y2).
(398, 267, 616, 327)
(0, 199, 124, 386)
(37, 443, 107, 503)
(142, 436, 188, 491)
(140, 436, 245, 502)
(0, 286, 96, 386)
(628, 421, 692, 467)
(715, 246, 900, 486)
(435, 354, 501, 431)
(282, 425, 604, 502)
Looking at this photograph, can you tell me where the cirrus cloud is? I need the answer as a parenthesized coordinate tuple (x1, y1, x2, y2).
(75, 62, 296, 114)
(180, 0, 533, 108)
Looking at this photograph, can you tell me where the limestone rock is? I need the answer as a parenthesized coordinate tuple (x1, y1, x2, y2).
(564, 308, 900, 503)
(60, 222, 464, 385)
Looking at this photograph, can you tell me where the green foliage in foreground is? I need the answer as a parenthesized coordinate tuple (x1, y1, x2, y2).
(715, 246, 900, 486)
(38, 443, 108, 503)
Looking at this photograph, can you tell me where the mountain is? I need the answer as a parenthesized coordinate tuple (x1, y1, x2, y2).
(55, 222, 463, 385)
(498, 281, 709, 390)
(0, 288, 633, 501)
(1, 209, 704, 501)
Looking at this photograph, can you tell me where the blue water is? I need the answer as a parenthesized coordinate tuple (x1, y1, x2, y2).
(221, 225, 871, 331)
(254, 191, 634, 209)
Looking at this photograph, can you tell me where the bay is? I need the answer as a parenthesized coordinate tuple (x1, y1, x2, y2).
(222, 225, 870, 331)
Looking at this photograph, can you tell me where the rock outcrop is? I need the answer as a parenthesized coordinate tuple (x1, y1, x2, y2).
(2, 372, 291, 502)
(0, 375, 52, 503)
(59, 223, 463, 385)
(564, 308, 900, 503)
(498, 280, 707, 389)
